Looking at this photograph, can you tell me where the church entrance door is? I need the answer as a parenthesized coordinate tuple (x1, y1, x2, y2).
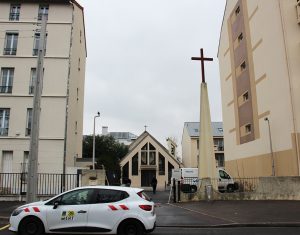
(141, 170, 156, 187)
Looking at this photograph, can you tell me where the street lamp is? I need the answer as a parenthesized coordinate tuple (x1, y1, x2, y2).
(93, 112, 100, 170)
(265, 117, 275, 176)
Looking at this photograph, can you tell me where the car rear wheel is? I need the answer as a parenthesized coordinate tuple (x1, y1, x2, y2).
(118, 219, 144, 235)
(19, 216, 44, 235)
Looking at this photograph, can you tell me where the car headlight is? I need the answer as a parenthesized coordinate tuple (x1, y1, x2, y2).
(11, 208, 23, 216)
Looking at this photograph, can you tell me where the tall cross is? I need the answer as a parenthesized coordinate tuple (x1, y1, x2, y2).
(144, 125, 148, 131)
(191, 48, 213, 83)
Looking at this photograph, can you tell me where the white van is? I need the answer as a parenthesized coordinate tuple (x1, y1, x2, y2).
(217, 168, 238, 192)
(172, 168, 238, 193)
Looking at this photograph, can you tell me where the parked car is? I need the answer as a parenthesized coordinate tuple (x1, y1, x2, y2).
(9, 186, 156, 235)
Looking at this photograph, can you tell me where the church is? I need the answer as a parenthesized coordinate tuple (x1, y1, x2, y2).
(120, 131, 180, 190)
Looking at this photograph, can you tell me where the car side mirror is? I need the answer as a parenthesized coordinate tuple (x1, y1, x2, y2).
(53, 201, 60, 209)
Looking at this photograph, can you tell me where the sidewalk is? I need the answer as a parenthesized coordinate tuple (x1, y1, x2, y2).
(1, 196, 300, 228)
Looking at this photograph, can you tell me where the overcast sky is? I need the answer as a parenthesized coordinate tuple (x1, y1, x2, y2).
(77, 0, 226, 154)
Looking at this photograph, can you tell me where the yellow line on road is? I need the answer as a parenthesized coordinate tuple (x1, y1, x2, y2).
(0, 224, 10, 231)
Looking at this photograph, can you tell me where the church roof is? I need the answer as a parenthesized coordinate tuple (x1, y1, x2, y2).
(184, 122, 223, 137)
(121, 131, 180, 166)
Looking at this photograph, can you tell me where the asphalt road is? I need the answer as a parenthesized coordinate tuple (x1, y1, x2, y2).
(2, 227, 300, 235)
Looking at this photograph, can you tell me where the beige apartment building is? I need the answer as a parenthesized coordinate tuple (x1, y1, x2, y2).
(181, 122, 224, 168)
(218, 0, 300, 177)
(0, 0, 86, 174)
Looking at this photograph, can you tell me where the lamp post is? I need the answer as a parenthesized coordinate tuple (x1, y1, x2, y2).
(93, 112, 100, 170)
(265, 117, 275, 176)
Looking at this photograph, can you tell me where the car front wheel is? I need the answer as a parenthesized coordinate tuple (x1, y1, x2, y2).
(19, 216, 44, 235)
(118, 219, 144, 235)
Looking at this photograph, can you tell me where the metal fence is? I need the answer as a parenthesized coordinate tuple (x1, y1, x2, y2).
(0, 173, 81, 196)
(180, 177, 259, 193)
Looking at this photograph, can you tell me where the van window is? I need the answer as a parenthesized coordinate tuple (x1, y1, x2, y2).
(219, 170, 231, 179)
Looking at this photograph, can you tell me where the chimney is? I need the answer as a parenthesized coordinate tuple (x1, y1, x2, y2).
(102, 126, 108, 135)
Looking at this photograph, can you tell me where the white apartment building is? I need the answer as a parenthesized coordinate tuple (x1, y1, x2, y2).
(181, 122, 225, 168)
(0, 0, 86, 174)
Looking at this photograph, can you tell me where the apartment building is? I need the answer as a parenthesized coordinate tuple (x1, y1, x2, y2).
(218, 0, 300, 176)
(0, 0, 86, 174)
(181, 122, 224, 168)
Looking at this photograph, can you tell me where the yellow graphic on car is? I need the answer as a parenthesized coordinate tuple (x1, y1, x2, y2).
(61, 211, 75, 220)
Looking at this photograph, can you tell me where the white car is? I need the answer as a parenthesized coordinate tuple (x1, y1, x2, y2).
(9, 186, 156, 235)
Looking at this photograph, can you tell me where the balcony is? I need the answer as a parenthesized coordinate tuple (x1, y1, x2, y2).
(0, 86, 12, 94)
(0, 128, 8, 136)
(9, 13, 20, 21)
(3, 48, 16, 55)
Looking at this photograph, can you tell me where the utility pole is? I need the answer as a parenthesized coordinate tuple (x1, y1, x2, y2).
(26, 14, 47, 203)
(92, 112, 100, 170)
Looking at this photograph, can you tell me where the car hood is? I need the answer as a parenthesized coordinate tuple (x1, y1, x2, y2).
(17, 201, 45, 209)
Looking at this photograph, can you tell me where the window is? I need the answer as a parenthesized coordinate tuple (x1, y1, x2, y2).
(26, 108, 32, 136)
(38, 5, 49, 20)
(197, 139, 199, 150)
(78, 58, 81, 71)
(149, 143, 156, 165)
(0, 68, 14, 93)
(159, 153, 165, 175)
(132, 153, 138, 176)
(219, 170, 230, 179)
(245, 124, 251, 133)
(29, 68, 36, 94)
(94, 189, 129, 203)
(52, 189, 94, 205)
(9, 4, 20, 21)
(216, 154, 224, 167)
(141, 144, 148, 165)
(0, 109, 10, 136)
(240, 61, 246, 71)
(33, 33, 40, 56)
(235, 6, 240, 16)
(238, 32, 243, 42)
(21, 151, 29, 183)
(243, 91, 249, 102)
(4, 33, 18, 55)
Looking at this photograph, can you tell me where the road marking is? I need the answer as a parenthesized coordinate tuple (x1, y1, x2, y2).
(0, 224, 10, 231)
(167, 203, 237, 224)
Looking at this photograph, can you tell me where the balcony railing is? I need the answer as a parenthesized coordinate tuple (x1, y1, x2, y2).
(3, 48, 17, 55)
(0, 128, 8, 136)
(9, 13, 20, 21)
(38, 13, 48, 21)
(32, 48, 46, 56)
(0, 86, 12, 93)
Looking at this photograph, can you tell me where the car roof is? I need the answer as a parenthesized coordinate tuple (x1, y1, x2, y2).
(67, 185, 143, 193)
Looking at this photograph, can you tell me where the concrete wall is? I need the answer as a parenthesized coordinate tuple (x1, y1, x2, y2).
(180, 176, 300, 202)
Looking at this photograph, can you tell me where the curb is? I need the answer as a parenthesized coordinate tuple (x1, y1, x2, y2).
(157, 222, 300, 228)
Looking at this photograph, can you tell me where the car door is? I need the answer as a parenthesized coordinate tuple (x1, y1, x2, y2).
(45, 188, 94, 233)
(87, 189, 130, 232)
